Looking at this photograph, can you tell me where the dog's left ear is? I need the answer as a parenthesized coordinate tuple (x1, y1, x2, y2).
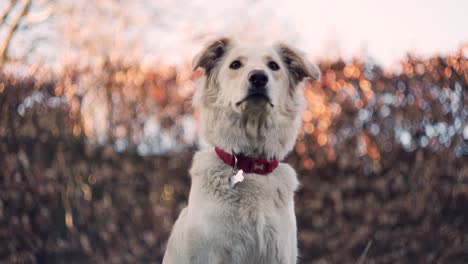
(275, 43, 321, 84)
(192, 37, 231, 74)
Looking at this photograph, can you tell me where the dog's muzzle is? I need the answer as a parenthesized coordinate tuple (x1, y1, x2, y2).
(236, 70, 273, 107)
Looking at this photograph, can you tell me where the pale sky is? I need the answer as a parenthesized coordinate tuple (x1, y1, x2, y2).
(284, 0, 468, 66)
(140, 0, 468, 68)
(1, 0, 467, 69)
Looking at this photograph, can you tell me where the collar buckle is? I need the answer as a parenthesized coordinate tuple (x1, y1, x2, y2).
(231, 152, 238, 173)
(252, 162, 265, 172)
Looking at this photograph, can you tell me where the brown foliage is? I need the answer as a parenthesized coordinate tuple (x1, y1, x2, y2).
(0, 47, 467, 263)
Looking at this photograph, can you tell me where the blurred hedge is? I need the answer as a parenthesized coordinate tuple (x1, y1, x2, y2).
(0, 48, 467, 263)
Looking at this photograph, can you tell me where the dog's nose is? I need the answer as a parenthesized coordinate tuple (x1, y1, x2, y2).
(248, 70, 268, 88)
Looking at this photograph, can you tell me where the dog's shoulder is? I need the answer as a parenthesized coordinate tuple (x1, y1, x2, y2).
(189, 148, 227, 180)
(275, 162, 299, 192)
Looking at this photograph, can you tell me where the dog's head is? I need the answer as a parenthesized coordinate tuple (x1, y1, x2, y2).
(193, 37, 320, 159)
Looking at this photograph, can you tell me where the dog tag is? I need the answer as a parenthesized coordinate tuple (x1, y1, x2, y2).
(230, 169, 244, 187)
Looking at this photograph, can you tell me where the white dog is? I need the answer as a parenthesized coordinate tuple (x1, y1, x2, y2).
(163, 37, 320, 264)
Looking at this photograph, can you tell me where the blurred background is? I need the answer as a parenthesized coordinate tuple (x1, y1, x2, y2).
(0, 0, 467, 263)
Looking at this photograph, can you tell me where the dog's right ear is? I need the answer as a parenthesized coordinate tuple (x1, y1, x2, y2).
(192, 37, 231, 74)
(275, 43, 321, 84)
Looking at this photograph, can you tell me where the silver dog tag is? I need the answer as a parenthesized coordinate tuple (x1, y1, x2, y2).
(230, 169, 244, 188)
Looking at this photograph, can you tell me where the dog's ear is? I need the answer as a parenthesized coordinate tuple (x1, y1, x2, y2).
(275, 43, 321, 84)
(192, 37, 231, 74)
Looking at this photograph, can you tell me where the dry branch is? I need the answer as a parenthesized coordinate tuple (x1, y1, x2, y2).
(23, 3, 53, 25)
(0, 0, 31, 64)
(0, 0, 16, 26)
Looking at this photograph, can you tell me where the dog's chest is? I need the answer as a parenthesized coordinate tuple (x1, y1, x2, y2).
(199, 167, 291, 214)
(194, 171, 295, 262)
(186, 152, 298, 263)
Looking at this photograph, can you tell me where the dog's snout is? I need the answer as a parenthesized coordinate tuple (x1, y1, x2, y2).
(248, 70, 268, 88)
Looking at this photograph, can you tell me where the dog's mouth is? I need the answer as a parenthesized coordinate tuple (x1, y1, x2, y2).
(235, 91, 274, 107)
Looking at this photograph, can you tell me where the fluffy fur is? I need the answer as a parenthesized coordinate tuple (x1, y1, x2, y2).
(163, 37, 320, 264)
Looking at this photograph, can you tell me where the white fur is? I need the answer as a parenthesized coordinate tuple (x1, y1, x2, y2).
(163, 37, 320, 264)
(163, 149, 298, 263)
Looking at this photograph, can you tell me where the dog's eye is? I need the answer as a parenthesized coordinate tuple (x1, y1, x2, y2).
(229, 60, 242, 70)
(267, 61, 280, 71)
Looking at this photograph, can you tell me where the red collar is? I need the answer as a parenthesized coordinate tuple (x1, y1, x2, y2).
(214, 147, 279, 175)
